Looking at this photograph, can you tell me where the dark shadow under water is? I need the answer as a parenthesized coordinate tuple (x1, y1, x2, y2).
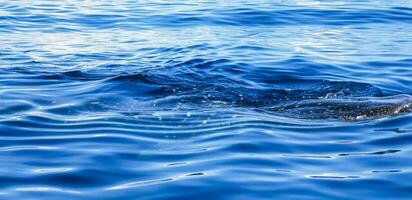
(31, 68, 412, 121)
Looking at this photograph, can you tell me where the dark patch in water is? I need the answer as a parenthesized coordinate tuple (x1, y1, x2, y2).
(101, 71, 410, 120)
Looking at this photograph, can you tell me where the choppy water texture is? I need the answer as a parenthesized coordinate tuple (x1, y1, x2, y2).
(1, 1, 412, 199)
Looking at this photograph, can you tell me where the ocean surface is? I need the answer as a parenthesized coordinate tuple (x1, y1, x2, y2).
(1, 1, 412, 199)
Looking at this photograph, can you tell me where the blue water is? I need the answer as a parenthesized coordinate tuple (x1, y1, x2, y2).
(1, 1, 412, 199)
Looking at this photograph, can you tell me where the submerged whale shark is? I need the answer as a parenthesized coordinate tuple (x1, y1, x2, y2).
(106, 73, 412, 120)
(59, 71, 412, 121)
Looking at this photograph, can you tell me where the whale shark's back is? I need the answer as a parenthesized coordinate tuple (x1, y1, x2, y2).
(268, 94, 412, 120)
(105, 73, 410, 120)
(188, 80, 385, 108)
